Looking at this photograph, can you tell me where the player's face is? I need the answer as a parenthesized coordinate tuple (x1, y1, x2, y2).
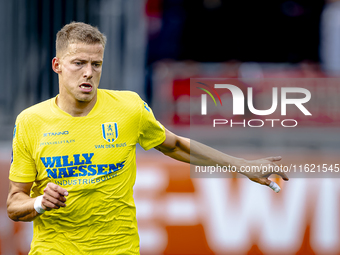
(55, 43, 104, 103)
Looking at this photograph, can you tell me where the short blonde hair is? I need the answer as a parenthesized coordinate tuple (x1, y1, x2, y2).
(56, 22, 107, 57)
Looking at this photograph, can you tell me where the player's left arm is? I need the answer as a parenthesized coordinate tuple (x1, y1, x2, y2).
(154, 128, 289, 191)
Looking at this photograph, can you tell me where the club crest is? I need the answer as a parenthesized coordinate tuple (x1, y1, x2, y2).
(101, 122, 118, 143)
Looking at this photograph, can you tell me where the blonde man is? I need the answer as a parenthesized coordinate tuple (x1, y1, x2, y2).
(7, 22, 288, 254)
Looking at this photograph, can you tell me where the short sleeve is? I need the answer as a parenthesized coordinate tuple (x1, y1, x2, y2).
(9, 115, 37, 182)
(138, 100, 166, 151)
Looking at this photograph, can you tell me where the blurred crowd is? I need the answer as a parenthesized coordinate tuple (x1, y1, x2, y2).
(0, 0, 339, 137)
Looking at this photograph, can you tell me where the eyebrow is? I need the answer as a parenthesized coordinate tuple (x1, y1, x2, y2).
(71, 58, 103, 63)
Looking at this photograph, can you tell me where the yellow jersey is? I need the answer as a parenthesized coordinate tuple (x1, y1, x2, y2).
(9, 89, 166, 255)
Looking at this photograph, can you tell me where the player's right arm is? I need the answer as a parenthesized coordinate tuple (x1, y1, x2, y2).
(7, 181, 68, 222)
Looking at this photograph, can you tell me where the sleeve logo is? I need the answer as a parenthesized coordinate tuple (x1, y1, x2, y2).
(13, 125, 16, 139)
(144, 102, 151, 112)
(101, 122, 118, 143)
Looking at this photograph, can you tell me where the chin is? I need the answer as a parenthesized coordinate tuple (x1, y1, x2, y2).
(76, 94, 94, 103)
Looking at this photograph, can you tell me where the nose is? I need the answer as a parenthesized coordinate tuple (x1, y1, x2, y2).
(83, 63, 93, 79)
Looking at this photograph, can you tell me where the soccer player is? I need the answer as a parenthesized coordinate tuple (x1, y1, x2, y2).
(7, 22, 288, 254)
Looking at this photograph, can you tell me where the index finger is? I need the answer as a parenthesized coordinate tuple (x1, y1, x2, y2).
(277, 170, 289, 181)
(270, 161, 289, 181)
(266, 156, 282, 162)
(47, 182, 69, 196)
(271, 166, 289, 181)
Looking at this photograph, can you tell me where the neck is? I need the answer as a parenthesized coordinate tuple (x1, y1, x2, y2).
(56, 93, 97, 117)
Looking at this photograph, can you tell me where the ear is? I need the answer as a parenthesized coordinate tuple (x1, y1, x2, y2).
(52, 57, 62, 74)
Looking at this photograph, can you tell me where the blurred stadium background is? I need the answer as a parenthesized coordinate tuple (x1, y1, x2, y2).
(1, 0, 340, 254)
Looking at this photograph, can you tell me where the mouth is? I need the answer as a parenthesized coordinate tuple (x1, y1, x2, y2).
(79, 83, 93, 92)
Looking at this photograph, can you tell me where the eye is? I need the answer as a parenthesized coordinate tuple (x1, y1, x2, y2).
(75, 62, 82, 66)
(93, 63, 101, 67)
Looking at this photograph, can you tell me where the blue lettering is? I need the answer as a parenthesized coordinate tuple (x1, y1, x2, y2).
(42, 154, 126, 180)
(97, 164, 108, 175)
(58, 168, 69, 178)
(62, 155, 73, 167)
(87, 165, 96, 176)
(78, 165, 87, 177)
(67, 166, 78, 177)
(40, 156, 62, 168)
(82, 153, 94, 164)
(108, 163, 117, 173)
(117, 161, 125, 169)
(46, 168, 58, 178)
(73, 154, 85, 165)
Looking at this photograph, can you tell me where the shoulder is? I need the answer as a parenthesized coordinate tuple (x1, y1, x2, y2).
(16, 98, 54, 123)
(99, 89, 142, 102)
(98, 89, 144, 110)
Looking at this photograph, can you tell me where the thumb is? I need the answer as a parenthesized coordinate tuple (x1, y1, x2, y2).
(250, 178, 282, 193)
(268, 181, 281, 193)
